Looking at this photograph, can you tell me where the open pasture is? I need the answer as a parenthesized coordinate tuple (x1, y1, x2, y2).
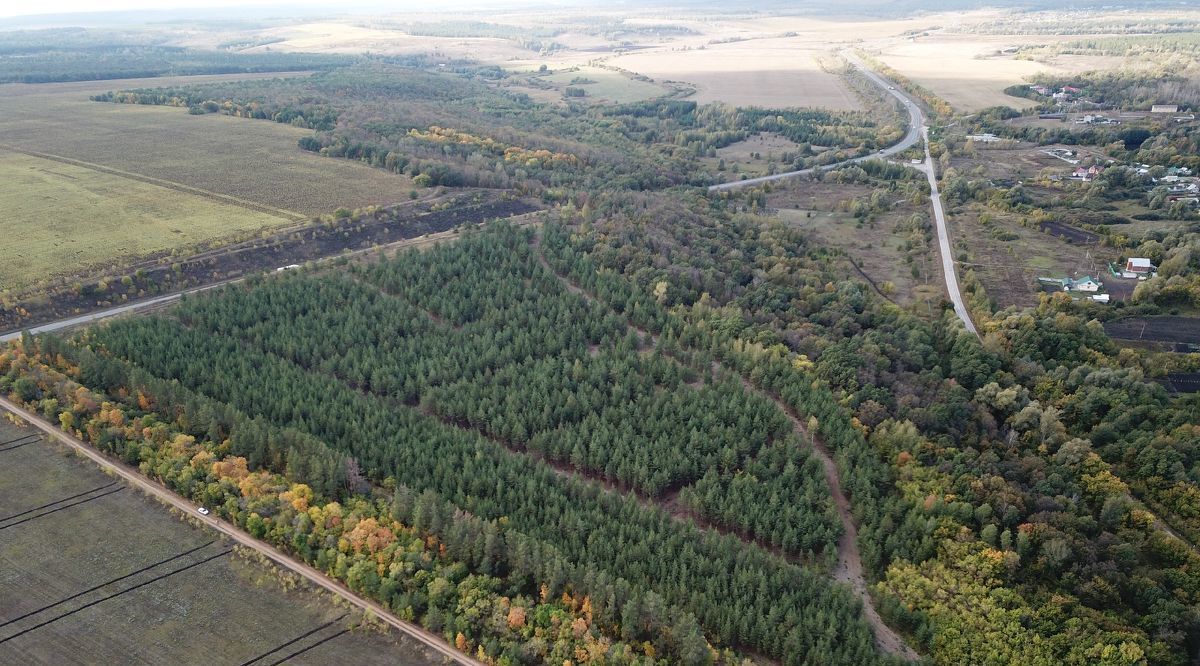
(0, 149, 291, 294)
(540, 65, 668, 103)
(0, 72, 424, 295)
(769, 181, 945, 309)
(0, 418, 443, 666)
(0, 74, 420, 217)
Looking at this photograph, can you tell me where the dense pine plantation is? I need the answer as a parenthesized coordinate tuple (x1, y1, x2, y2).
(536, 191, 1200, 665)
(80, 225, 884, 664)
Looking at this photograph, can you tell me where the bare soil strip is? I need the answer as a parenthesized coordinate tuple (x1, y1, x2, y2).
(0, 487, 126, 531)
(0, 549, 232, 645)
(264, 628, 351, 666)
(239, 613, 348, 666)
(0, 481, 117, 523)
(0, 540, 217, 630)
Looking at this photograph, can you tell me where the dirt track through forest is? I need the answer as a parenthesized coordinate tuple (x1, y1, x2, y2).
(530, 236, 920, 661)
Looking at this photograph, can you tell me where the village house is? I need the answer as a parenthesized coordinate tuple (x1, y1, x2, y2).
(966, 133, 1002, 143)
(1067, 276, 1102, 292)
(1071, 165, 1104, 181)
(1039, 276, 1103, 293)
(1124, 258, 1156, 279)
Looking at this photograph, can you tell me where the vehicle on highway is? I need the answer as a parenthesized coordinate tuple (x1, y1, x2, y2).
(197, 507, 210, 515)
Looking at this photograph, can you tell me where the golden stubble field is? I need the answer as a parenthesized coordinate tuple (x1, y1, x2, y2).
(868, 33, 1139, 112)
(607, 39, 860, 110)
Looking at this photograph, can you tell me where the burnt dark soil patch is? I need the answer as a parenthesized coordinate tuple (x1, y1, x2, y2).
(1104, 316, 1200, 345)
(1160, 373, 1200, 394)
(1039, 220, 1099, 244)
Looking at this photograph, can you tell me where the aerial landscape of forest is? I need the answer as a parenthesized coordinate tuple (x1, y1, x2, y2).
(1, 0, 1199, 665)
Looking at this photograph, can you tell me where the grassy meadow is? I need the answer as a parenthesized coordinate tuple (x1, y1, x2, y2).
(0, 149, 292, 293)
(0, 73, 425, 295)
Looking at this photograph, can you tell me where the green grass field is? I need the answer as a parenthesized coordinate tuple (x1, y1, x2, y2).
(0, 149, 295, 293)
(542, 66, 667, 103)
(0, 418, 445, 665)
(770, 182, 944, 309)
(0, 73, 426, 296)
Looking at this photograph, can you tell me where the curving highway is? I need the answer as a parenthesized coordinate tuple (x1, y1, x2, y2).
(709, 53, 977, 334)
(708, 53, 923, 192)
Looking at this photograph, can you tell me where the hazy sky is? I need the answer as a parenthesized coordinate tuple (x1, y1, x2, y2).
(0, 1, 309, 17)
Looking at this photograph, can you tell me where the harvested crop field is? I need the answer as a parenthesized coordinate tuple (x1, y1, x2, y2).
(0, 72, 427, 295)
(0, 73, 421, 218)
(871, 35, 1135, 112)
(0, 418, 444, 666)
(608, 39, 860, 110)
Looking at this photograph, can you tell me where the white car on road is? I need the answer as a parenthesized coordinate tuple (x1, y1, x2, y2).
(197, 507, 210, 516)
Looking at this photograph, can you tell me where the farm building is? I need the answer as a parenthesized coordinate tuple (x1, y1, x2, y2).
(1125, 258, 1155, 275)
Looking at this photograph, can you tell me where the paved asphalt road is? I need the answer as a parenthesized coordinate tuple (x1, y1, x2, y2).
(707, 53, 923, 192)
(0, 278, 239, 343)
(0, 395, 481, 666)
(708, 52, 978, 334)
(918, 126, 978, 335)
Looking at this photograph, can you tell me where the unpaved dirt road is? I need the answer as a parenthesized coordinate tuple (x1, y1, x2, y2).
(0, 396, 481, 666)
(533, 239, 921, 661)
